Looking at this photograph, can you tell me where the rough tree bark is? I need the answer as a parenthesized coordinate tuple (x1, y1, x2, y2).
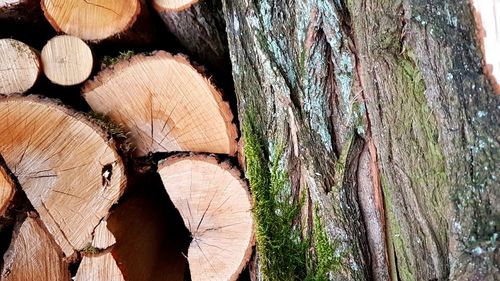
(223, 0, 499, 280)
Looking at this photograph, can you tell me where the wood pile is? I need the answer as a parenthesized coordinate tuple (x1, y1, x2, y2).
(0, 0, 253, 280)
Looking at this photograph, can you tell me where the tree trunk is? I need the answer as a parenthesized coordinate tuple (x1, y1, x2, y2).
(154, 0, 232, 87)
(222, 0, 499, 280)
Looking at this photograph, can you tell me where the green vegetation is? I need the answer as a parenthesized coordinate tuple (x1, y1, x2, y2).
(80, 243, 100, 255)
(88, 111, 132, 153)
(306, 207, 341, 281)
(88, 111, 127, 139)
(380, 175, 414, 280)
(101, 50, 135, 67)
(243, 110, 340, 281)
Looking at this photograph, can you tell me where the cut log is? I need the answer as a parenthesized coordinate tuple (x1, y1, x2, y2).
(0, 95, 126, 257)
(41, 35, 93, 86)
(106, 172, 190, 281)
(158, 155, 254, 281)
(153, 0, 197, 11)
(75, 252, 124, 281)
(83, 51, 237, 157)
(91, 219, 116, 250)
(1, 215, 71, 281)
(471, 0, 500, 94)
(0, 155, 15, 217)
(0, 39, 40, 95)
(153, 0, 231, 83)
(40, 0, 140, 41)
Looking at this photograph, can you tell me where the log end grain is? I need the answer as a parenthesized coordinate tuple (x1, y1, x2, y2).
(41, 0, 140, 41)
(41, 35, 93, 86)
(0, 39, 40, 95)
(158, 155, 254, 281)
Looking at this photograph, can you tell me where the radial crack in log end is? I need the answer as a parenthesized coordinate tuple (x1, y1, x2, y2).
(0, 95, 126, 257)
(158, 155, 254, 281)
(41, 35, 93, 86)
(75, 252, 124, 281)
(40, 0, 140, 41)
(1, 215, 71, 281)
(83, 51, 238, 157)
(0, 39, 40, 95)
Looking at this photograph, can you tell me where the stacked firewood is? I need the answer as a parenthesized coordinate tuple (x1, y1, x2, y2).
(0, 0, 253, 280)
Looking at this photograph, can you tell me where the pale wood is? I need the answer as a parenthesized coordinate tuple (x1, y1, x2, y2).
(472, 0, 500, 93)
(91, 219, 116, 249)
(154, 0, 198, 11)
(0, 95, 126, 257)
(0, 39, 40, 95)
(41, 35, 93, 86)
(0, 0, 21, 7)
(75, 252, 124, 281)
(158, 155, 254, 281)
(0, 155, 15, 216)
(83, 51, 237, 157)
(1, 216, 71, 281)
(41, 0, 140, 41)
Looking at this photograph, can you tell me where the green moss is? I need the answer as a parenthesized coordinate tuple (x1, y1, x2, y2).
(381, 175, 414, 280)
(80, 243, 100, 255)
(244, 109, 343, 280)
(379, 51, 448, 280)
(101, 50, 135, 68)
(396, 53, 448, 223)
(243, 110, 308, 281)
(88, 111, 132, 153)
(306, 206, 341, 281)
(89, 112, 127, 138)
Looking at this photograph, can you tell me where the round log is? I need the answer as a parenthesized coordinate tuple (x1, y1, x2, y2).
(0, 39, 40, 95)
(158, 155, 254, 281)
(154, 0, 197, 11)
(41, 35, 93, 86)
(0, 95, 126, 257)
(83, 51, 237, 156)
(40, 0, 140, 41)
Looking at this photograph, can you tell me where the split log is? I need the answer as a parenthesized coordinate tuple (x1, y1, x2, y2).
(153, 0, 231, 83)
(75, 218, 122, 280)
(91, 219, 116, 250)
(76, 253, 124, 281)
(0, 39, 40, 95)
(106, 172, 190, 281)
(83, 51, 237, 156)
(158, 155, 254, 281)
(0, 155, 15, 217)
(41, 35, 93, 86)
(0, 95, 126, 257)
(471, 0, 500, 94)
(1, 215, 71, 281)
(40, 0, 141, 41)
